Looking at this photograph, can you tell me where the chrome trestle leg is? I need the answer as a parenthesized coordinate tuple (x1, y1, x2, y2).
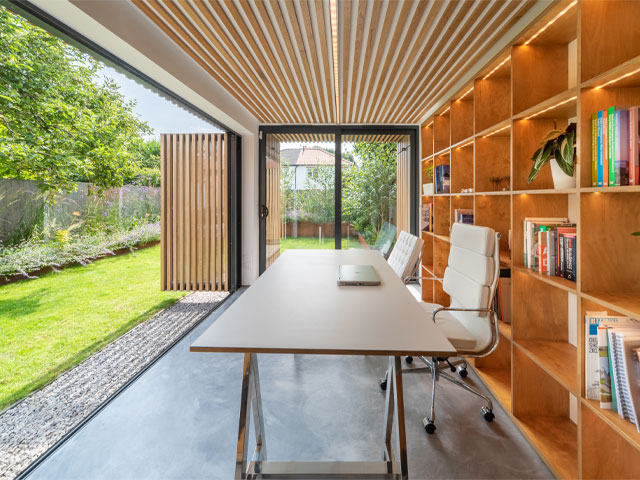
(422, 357, 438, 434)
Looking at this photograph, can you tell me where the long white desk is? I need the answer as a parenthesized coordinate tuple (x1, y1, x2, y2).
(191, 249, 455, 479)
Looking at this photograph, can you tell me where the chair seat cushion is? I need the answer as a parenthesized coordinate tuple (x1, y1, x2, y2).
(420, 303, 477, 351)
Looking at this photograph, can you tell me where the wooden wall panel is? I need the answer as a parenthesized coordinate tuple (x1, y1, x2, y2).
(161, 133, 228, 291)
(265, 135, 281, 269)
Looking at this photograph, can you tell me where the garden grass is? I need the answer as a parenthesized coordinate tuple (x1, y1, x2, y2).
(0, 245, 187, 411)
(280, 236, 363, 251)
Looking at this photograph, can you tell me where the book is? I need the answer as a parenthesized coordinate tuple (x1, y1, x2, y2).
(614, 109, 629, 186)
(545, 229, 556, 276)
(537, 229, 549, 274)
(562, 233, 576, 282)
(597, 110, 604, 186)
(434, 165, 450, 194)
(608, 106, 616, 186)
(453, 208, 473, 224)
(584, 312, 630, 401)
(630, 107, 639, 186)
(603, 109, 609, 187)
(522, 218, 567, 269)
(619, 333, 640, 432)
(592, 112, 598, 187)
(613, 329, 640, 426)
(599, 326, 613, 409)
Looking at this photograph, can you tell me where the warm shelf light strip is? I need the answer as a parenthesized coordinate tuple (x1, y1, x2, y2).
(440, 106, 450, 116)
(483, 56, 510, 80)
(457, 140, 474, 149)
(595, 66, 640, 89)
(330, 0, 339, 123)
(524, 96, 577, 120)
(458, 87, 474, 101)
(524, 0, 577, 45)
(484, 124, 511, 137)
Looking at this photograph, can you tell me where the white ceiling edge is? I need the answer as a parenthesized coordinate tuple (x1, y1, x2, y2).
(418, 0, 554, 125)
(28, 0, 259, 137)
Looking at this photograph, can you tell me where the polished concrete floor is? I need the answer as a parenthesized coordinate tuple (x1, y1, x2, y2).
(26, 291, 551, 480)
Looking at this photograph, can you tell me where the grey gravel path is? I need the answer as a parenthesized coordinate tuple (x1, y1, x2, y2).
(0, 291, 228, 480)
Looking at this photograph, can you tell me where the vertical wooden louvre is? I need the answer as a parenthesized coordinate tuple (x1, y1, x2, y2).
(161, 133, 228, 291)
(265, 135, 281, 269)
(396, 137, 411, 235)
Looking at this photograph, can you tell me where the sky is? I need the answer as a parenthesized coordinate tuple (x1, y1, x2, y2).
(101, 67, 221, 139)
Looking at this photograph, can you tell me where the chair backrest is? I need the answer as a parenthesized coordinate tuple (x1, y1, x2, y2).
(387, 230, 424, 281)
(443, 223, 500, 352)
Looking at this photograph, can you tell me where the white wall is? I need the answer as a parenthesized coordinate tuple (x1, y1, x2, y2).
(30, 0, 261, 284)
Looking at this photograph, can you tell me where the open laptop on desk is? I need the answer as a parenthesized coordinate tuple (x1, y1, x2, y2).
(337, 264, 381, 286)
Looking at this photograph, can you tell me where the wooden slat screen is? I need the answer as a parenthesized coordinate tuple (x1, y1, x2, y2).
(161, 133, 228, 291)
(396, 137, 411, 236)
(265, 134, 281, 269)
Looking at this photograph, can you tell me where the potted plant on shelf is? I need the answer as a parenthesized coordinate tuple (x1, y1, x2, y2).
(528, 122, 576, 189)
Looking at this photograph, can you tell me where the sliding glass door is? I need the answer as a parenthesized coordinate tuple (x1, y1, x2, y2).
(259, 127, 417, 273)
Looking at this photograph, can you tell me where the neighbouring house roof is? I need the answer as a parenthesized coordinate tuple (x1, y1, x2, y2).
(281, 147, 352, 167)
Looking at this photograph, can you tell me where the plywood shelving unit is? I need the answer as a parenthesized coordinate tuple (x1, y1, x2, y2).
(419, 2, 640, 478)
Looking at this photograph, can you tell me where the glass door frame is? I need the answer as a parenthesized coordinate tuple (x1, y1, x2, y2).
(258, 125, 419, 274)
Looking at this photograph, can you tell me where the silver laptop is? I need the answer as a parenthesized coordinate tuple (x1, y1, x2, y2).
(337, 265, 381, 286)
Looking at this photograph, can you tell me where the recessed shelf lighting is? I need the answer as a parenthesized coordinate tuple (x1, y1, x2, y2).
(523, 0, 577, 45)
(483, 56, 510, 80)
(439, 106, 450, 116)
(595, 66, 640, 89)
(457, 87, 474, 101)
(523, 96, 576, 120)
(484, 124, 511, 137)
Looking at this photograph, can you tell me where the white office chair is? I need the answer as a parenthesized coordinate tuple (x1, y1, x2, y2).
(386, 230, 424, 285)
(380, 223, 501, 434)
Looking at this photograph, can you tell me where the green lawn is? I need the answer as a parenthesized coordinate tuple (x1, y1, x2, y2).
(280, 236, 364, 251)
(0, 245, 187, 410)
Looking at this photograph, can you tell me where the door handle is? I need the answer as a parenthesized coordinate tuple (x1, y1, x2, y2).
(260, 204, 269, 220)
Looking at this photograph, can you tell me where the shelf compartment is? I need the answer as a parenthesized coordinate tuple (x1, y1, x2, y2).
(515, 340, 577, 394)
(421, 276, 434, 303)
(580, 291, 640, 321)
(581, 401, 640, 479)
(474, 74, 511, 133)
(512, 265, 577, 294)
(433, 236, 450, 279)
(498, 319, 512, 340)
(580, 192, 640, 309)
(516, 0, 576, 47)
(450, 144, 473, 194)
(473, 366, 512, 412)
(450, 97, 474, 144)
(475, 134, 510, 193)
(512, 347, 578, 480)
(474, 194, 510, 259)
(512, 117, 574, 191)
(450, 194, 473, 228)
(581, 0, 640, 84)
(579, 86, 640, 188)
(513, 88, 577, 121)
(421, 231, 433, 269)
(421, 121, 434, 158)
(433, 195, 450, 237)
(433, 110, 451, 153)
(433, 278, 449, 306)
(511, 193, 569, 270)
(512, 41, 576, 115)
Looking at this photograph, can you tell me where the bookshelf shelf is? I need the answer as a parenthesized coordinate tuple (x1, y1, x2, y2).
(582, 399, 640, 452)
(513, 266, 577, 294)
(416, 3, 640, 476)
(515, 340, 578, 394)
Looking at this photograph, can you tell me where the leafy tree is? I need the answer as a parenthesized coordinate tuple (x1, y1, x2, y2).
(0, 7, 152, 197)
(129, 138, 161, 186)
(343, 142, 397, 244)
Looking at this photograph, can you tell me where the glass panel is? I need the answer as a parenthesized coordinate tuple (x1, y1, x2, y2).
(341, 135, 406, 255)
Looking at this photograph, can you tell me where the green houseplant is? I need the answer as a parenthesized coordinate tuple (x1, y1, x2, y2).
(528, 123, 576, 188)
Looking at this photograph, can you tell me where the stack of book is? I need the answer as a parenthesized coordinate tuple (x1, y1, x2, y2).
(585, 312, 640, 432)
(523, 218, 577, 281)
(421, 202, 433, 232)
(434, 165, 450, 194)
(453, 208, 473, 224)
(591, 106, 640, 186)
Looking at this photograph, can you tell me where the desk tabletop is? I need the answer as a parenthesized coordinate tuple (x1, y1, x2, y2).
(191, 249, 455, 356)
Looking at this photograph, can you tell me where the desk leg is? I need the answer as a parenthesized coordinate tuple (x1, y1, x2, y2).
(392, 356, 409, 480)
(235, 353, 267, 480)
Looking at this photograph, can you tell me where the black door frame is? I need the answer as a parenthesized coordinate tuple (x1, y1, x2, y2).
(258, 125, 419, 274)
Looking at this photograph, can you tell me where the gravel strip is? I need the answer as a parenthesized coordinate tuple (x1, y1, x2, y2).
(0, 291, 228, 480)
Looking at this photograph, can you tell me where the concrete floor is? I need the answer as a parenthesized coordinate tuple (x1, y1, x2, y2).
(26, 290, 551, 480)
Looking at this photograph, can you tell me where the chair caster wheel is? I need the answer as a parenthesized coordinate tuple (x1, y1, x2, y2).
(458, 367, 468, 378)
(423, 419, 436, 434)
(405, 356, 413, 364)
(482, 407, 495, 422)
(379, 379, 387, 391)
(450, 366, 456, 372)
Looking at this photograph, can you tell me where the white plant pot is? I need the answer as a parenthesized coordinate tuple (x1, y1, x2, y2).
(550, 159, 576, 189)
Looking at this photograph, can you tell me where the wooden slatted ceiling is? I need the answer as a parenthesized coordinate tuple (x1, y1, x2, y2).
(270, 133, 406, 143)
(135, 0, 537, 124)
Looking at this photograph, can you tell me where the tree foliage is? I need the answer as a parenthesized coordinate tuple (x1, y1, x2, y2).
(0, 7, 152, 196)
(342, 142, 397, 243)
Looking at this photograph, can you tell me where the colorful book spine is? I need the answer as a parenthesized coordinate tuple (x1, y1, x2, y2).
(592, 112, 598, 186)
(608, 327, 619, 413)
(630, 107, 639, 186)
(545, 230, 556, 276)
(597, 110, 604, 187)
(608, 106, 616, 186)
(598, 326, 613, 408)
(615, 109, 630, 186)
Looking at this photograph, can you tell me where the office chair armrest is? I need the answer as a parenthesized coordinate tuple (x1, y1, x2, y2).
(403, 275, 432, 284)
(432, 306, 500, 358)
